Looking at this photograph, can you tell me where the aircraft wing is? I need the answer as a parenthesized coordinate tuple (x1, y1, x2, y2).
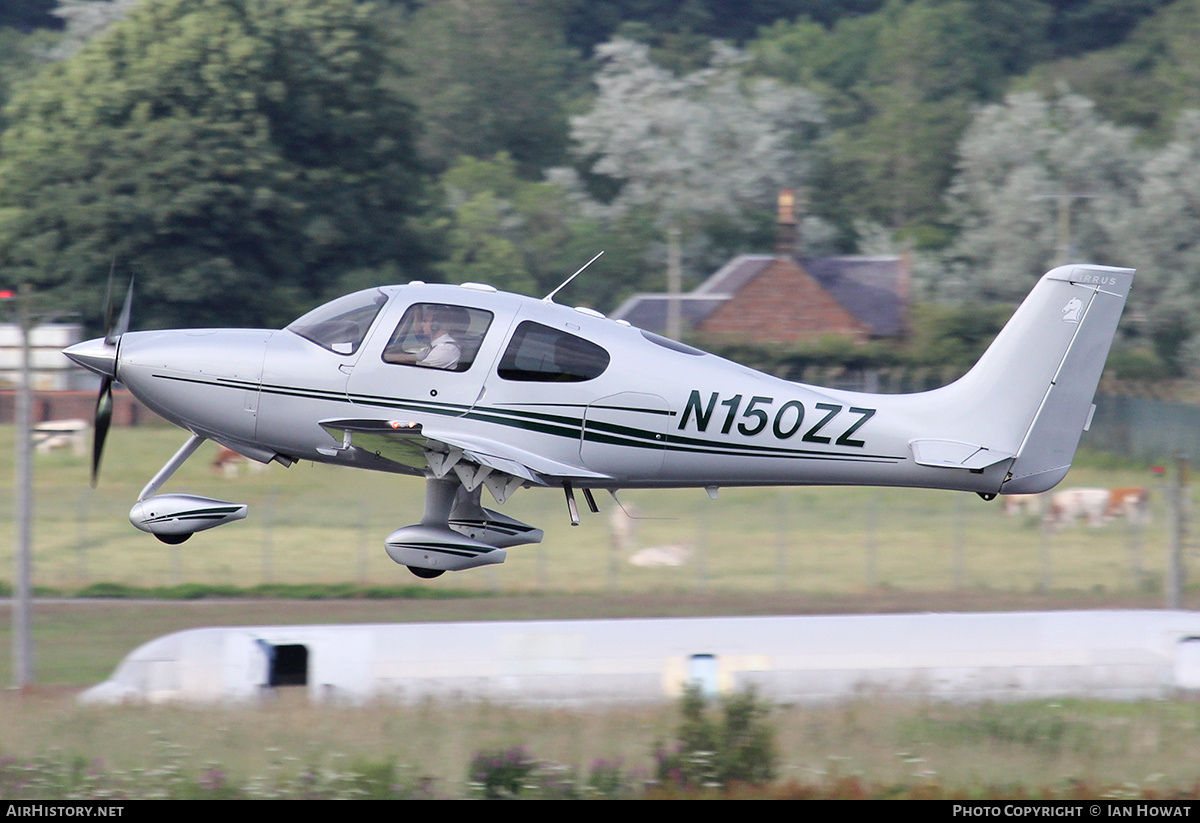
(318, 418, 610, 502)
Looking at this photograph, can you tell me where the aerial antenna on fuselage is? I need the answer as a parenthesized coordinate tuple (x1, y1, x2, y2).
(543, 251, 603, 304)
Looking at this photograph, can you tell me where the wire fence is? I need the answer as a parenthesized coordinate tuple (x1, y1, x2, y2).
(9, 471, 1191, 600)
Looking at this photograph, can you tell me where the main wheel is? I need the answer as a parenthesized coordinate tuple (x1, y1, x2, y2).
(408, 566, 444, 579)
(155, 532, 192, 545)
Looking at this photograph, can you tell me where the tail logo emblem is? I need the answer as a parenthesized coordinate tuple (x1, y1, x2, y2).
(1062, 297, 1083, 323)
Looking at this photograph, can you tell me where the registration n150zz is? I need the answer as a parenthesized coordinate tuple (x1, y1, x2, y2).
(678, 391, 876, 447)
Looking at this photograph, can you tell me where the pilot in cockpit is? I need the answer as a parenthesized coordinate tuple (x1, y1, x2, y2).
(384, 304, 470, 370)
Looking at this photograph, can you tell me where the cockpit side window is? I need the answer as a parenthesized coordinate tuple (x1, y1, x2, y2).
(497, 321, 610, 382)
(286, 289, 388, 355)
(381, 303, 493, 372)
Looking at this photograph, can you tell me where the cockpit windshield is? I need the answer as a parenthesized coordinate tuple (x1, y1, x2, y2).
(286, 289, 388, 355)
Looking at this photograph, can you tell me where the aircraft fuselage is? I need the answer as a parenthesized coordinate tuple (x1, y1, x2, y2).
(110, 282, 1013, 495)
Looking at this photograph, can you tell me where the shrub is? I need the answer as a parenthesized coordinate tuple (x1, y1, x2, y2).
(467, 745, 539, 799)
(654, 684, 778, 792)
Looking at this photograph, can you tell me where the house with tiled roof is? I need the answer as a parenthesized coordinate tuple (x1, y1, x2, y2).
(611, 192, 910, 345)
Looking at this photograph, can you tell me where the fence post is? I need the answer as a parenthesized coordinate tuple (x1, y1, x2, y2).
(1039, 517, 1053, 592)
(864, 491, 878, 588)
(776, 490, 788, 591)
(1167, 455, 1189, 609)
(953, 493, 966, 589)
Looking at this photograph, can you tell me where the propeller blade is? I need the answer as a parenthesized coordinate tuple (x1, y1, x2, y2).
(93, 265, 131, 486)
(91, 377, 113, 488)
(103, 272, 133, 346)
(114, 276, 134, 341)
(102, 262, 117, 345)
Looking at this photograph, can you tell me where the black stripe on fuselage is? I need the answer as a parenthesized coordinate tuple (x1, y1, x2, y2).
(151, 374, 903, 465)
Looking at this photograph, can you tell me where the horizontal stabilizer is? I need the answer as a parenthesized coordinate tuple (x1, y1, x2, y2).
(909, 439, 1014, 470)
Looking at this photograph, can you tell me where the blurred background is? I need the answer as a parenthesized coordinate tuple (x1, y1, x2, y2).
(3, 0, 1200, 599)
(6, 5, 1200, 799)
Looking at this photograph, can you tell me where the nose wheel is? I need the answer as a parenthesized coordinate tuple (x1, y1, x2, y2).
(407, 566, 444, 579)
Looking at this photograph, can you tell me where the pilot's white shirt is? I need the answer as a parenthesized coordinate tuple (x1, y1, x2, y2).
(418, 333, 461, 369)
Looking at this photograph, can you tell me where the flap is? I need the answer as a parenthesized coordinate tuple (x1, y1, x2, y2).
(319, 418, 611, 484)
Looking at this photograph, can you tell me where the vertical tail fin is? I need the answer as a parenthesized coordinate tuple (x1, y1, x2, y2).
(929, 264, 1134, 494)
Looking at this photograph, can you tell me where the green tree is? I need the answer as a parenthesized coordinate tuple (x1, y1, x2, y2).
(1022, 0, 1200, 138)
(0, 0, 433, 330)
(437, 153, 656, 309)
(563, 0, 887, 55)
(1045, 0, 1173, 56)
(1116, 110, 1200, 373)
(47, 0, 140, 60)
(754, 1, 1007, 242)
(398, 0, 580, 177)
(0, 26, 53, 130)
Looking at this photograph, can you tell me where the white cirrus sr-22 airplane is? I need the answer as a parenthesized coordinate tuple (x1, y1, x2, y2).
(64, 262, 1133, 579)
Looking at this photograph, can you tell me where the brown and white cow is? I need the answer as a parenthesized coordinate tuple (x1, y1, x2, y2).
(1002, 493, 1044, 517)
(1104, 486, 1150, 526)
(1044, 486, 1149, 528)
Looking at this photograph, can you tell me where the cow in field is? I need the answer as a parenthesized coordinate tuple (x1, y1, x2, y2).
(1104, 486, 1150, 526)
(1044, 486, 1149, 529)
(211, 446, 268, 478)
(1002, 493, 1043, 517)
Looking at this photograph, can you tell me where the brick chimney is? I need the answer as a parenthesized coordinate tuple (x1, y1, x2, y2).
(775, 189, 799, 258)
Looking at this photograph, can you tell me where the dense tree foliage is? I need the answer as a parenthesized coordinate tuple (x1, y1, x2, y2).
(0, 0, 433, 330)
(0, 0, 1198, 363)
(436, 153, 656, 307)
(1022, 0, 1200, 138)
(397, 0, 580, 176)
(1117, 110, 1200, 372)
(940, 82, 1200, 374)
(751, 0, 1029, 244)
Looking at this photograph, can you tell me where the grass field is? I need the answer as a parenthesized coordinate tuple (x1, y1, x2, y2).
(0, 425, 1188, 596)
(2, 642, 1200, 798)
(3, 423, 1200, 797)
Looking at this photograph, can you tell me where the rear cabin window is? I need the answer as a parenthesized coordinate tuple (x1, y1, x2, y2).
(381, 303, 493, 372)
(497, 321, 610, 382)
(286, 289, 388, 355)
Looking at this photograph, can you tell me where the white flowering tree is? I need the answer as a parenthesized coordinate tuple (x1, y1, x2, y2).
(567, 38, 825, 292)
(942, 91, 1143, 303)
(48, 0, 141, 59)
(1117, 110, 1200, 372)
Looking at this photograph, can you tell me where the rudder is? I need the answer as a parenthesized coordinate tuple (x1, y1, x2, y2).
(1001, 265, 1134, 493)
